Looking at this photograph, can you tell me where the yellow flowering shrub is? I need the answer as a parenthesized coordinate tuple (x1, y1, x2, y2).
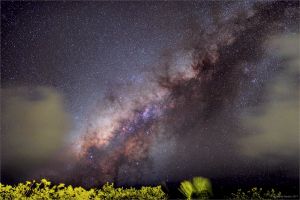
(0, 179, 167, 200)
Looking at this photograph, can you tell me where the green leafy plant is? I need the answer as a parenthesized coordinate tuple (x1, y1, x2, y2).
(192, 177, 212, 199)
(178, 176, 212, 200)
(0, 179, 167, 200)
(179, 180, 194, 200)
(230, 187, 282, 200)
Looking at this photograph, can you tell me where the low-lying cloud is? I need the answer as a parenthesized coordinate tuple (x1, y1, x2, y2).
(238, 34, 299, 160)
(1, 86, 70, 179)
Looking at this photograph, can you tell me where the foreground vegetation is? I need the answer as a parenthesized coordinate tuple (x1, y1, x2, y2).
(230, 187, 282, 200)
(0, 177, 289, 199)
(178, 177, 212, 199)
(0, 179, 167, 200)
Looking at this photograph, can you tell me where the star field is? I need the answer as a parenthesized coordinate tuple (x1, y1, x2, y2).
(1, 1, 299, 191)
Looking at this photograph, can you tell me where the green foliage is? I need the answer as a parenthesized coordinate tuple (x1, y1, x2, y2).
(230, 187, 282, 200)
(178, 176, 212, 200)
(0, 179, 167, 200)
(192, 177, 212, 198)
(178, 180, 194, 200)
(1, 178, 287, 200)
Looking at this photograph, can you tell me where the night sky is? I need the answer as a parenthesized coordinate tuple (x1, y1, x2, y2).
(1, 0, 299, 192)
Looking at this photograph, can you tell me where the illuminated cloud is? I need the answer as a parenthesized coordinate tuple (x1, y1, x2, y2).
(1, 87, 70, 170)
(238, 34, 300, 158)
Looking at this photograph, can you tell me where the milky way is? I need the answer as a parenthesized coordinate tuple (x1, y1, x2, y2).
(56, 1, 299, 187)
(1, 1, 299, 189)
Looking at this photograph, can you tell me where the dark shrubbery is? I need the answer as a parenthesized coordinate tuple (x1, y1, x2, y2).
(230, 187, 282, 200)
